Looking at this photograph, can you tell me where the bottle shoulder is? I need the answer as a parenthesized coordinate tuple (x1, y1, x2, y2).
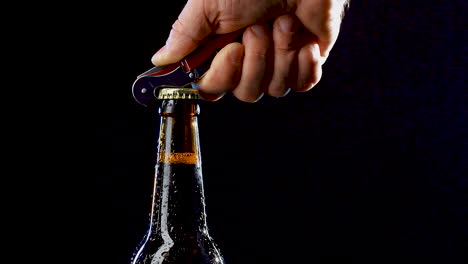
(132, 233, 223, 264)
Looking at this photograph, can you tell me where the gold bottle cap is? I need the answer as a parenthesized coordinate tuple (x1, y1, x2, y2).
(157, 87, 200, 100)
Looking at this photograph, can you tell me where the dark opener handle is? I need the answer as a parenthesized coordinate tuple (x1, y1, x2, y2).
(180, 29, 244, 73)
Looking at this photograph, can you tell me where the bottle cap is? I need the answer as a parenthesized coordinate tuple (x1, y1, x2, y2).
(157, 87, 200, 100)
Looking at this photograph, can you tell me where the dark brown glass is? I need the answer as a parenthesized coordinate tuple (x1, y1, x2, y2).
(131, 97, 224, 264)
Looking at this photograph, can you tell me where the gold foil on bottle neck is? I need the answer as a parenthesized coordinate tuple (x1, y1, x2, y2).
(158, 87, 200, 100)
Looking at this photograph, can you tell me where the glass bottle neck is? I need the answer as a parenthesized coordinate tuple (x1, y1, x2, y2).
(150, 99, 208, 239)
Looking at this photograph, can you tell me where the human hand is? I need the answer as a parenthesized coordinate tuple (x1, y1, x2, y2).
(152, 0, 350, 102)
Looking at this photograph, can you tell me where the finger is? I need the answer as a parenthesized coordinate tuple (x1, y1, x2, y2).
(151, 0, 212, 66)
(294, 0, 345, 58)
(197, 43, 244, 101)
(295, 42, 323, 92)
(268, 15, 300, 97)
(232, 24, 272, 103)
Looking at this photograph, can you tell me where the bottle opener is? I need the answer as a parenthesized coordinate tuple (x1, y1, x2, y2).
(132, 30, 243, 107)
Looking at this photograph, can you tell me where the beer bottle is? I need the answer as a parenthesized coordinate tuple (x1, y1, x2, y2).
(131, 87, 224, 264)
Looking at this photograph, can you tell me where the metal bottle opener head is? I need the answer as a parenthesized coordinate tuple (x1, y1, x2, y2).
(132, 30, 243, 107)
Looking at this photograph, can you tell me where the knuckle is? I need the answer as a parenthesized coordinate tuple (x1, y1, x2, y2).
(170, 20, 203, 43)
(250, 49, 268, 59)
(273, 33, 299, 52)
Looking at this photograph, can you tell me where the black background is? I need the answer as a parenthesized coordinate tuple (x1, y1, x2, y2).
(24, 0, 466, 263)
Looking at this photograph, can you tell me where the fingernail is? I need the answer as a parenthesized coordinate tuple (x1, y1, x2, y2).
(279, 16, 293, 32)
(257, 93, 265, 101)
(151, 46, 166, 65)
(302, 83, 315, 91)
(250, 24, 266, 37)
(199, 90, 225, 102)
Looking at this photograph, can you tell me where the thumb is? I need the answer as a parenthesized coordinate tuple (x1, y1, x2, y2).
(151, 0, 213, 66)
